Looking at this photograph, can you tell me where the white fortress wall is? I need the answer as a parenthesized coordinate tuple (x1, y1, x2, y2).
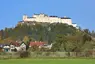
(72, 23, 77, 27)
(49, 17, 60, 23)
(22, 13, 77, 27)
(61, 19, 72, 25)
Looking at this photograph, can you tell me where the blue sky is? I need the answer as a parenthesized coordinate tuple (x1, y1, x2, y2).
(0, 0, 95, 31)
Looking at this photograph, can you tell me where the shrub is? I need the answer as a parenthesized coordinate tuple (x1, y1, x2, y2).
(20, 51, 30, 58)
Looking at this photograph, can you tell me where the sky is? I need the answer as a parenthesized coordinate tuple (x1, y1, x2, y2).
(0, 0, 95, 31)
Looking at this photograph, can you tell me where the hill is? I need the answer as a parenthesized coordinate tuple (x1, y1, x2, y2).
(0, 22, 95, 52)
(0, 22, 77, 43)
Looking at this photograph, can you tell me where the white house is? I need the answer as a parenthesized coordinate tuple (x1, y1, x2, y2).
(39, 44, 53, 49)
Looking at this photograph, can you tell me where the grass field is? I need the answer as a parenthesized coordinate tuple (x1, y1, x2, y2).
(0, 59, 95, 64)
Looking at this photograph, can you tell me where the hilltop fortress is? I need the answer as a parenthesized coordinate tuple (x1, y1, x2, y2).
(21, 13, 77, 27)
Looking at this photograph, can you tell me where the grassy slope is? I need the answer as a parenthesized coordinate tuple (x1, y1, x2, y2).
(0, 59, 95, 64)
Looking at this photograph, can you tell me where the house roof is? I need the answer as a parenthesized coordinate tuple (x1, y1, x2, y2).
(20, 42, 26, 46)
(29, 41, 45, 46)
(10, 42, 20, 47)
(3, 46, 10, 48)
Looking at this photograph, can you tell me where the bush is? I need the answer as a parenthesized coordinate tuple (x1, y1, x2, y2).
(20, 51, 30, 58)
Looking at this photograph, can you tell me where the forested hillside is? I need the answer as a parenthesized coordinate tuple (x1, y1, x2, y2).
(0, 22, 95, 52)
(0, 22, 77, 43)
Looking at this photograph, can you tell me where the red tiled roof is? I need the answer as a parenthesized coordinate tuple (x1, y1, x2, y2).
(10, 42, 20, 46)
(29, 41, 45, 46)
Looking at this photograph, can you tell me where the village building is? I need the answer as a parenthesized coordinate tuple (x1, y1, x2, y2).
(29, 41, 45, 47)
(29, 41, 52, 49)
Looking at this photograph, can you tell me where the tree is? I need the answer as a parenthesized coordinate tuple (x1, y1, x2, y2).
(91, 30, 95, 37)
(83, 29, 90, 35)
(0, 30, 4, 40)
(39, 36, 43, 41)
(82, 34, 92, 43)
(23, 36, 30, 44)
(0, 36, 2, 41)
(28, 45, 39, 52)
(51, 34, 67, 52)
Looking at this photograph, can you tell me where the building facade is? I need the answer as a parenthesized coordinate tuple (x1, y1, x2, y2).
(22, 13, 77, 27)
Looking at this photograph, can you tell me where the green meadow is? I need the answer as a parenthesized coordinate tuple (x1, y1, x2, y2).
(0, 59, 95, 64)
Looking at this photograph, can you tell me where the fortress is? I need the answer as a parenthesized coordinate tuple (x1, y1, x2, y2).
(22, 13, 77, 27)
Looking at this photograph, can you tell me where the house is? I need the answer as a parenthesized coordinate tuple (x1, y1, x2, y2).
(9, 42, 26, 52)
(29, 41, 52, 49)
(15, 42, 26, 52)
(3, 45, 10, 52)
(20, 43, 26, 51)
(10, 44, 17, 52)
(29, 41, 45, 47)
(0, 41, 27, 52)
(10, 42, 20, 47)
(39, 44, 53, 49)
(2, 43, 10, 52)
(9, 42, 20, 52)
